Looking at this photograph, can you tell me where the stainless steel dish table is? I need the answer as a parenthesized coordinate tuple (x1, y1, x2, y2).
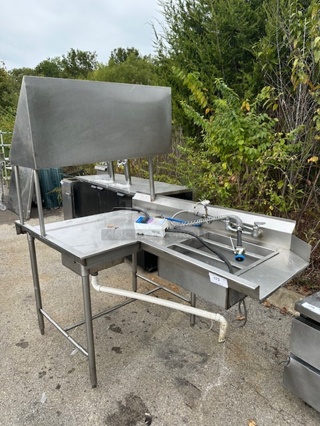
(15, 210, 229, 388)
(15, 203, 310, 387)
(10, 76, 310, 388)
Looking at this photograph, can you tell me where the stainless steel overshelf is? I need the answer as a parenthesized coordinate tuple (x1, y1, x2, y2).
(10, 77, 172, 169)
(77, 174, 191, 197)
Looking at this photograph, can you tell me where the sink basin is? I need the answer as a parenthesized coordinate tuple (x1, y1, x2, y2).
(155, 231, 280, 309)
(167, 231, 278, 275)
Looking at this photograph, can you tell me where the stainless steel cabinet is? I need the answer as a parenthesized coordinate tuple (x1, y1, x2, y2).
(284, 292, 320, 413)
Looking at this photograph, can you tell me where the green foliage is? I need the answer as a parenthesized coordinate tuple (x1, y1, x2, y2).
(255, 0, 319, 132)
(155, 0, 267, 136)
(156, 0, 266, 99)
(110, 47, 140, 64)
(60, 49, 98, 79)
(254, 0, 320, 219)
(154, 0, 319, 221)
(35, 48, 98, 79)
(0, 65, 18, 110)
(35, 57, 63, 78)
(92, 48, 159, 85)
(173, 72, 307, 214)
(0, 63, 18, 131)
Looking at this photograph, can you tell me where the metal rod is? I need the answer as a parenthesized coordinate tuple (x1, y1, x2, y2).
(40, 309, 88, 356)
(0, 164, 4, 201)
(81, 266, 97, 388)
(33, 169, 46, 236)
(138, 272, 197, 325)
(190, 293, 196, 326)
(148, 157, 155, 201)
(136, 273, 190, 303)
(14, 165, 24, 225)
(107, 161, 115, 181)
(65, 287, 161, 331)
(27, 233, 45, 335)
(132, 252, 138, 291)
(124, 159, 132, 185)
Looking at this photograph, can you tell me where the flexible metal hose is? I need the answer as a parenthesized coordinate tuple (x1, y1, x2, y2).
(170, 211, 243, 228)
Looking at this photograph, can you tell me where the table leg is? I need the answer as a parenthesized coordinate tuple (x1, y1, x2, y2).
(81, 267, 97, 388)
(190, 292, 196, 326)
(132, 252, 138, 292)
(27, 233, 45, 335)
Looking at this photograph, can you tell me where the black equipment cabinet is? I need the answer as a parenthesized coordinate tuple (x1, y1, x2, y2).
(62, 178, 192, 220)
(62, 180, 132, 219)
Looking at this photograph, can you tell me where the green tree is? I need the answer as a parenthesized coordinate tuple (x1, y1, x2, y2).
(35, 49, 98, 79)
(60, 48, 98, 79)
(154, 0, 267, 134)
(156, 0, 266, 99)
(171, 71, 299, 213)
(110, 47, 140, 64)
(35, 57, 63, 77)
(93, 48, 159, 85)
(0, 63, 18, 131)
(255, 0, 320, 218)
(154, 0, 319, 218)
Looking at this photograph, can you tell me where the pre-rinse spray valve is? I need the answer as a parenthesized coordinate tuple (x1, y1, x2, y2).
(225, 219, 246, 262)
(225, 219, 265, 262)
(228, 227, 245, 262)
(235, 226, 245, 262)
(227, 225, 245, 262)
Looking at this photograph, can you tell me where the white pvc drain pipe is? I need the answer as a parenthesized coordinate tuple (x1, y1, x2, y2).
(91, 274, 227, 342)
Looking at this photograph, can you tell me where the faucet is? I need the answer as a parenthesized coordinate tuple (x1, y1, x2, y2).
(225, 220, 264, 238)
(251, 222, 265, 238)
(224, 219, 245, 262)
(192, 203, 264, 262)
(193, 199, 210, 217)
(117, 159, 132, 185)
(225, 220, 265, 262)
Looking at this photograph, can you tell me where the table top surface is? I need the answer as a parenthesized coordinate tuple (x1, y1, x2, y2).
(18, 208, 310, 302)
(24, 211, 141, 259)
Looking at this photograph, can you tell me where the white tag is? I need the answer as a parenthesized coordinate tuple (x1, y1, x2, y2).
(301, 302, 320, 316)
(209, 273, 228, 288)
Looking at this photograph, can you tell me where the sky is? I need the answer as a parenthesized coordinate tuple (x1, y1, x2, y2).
(0, 0, 165, 70)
